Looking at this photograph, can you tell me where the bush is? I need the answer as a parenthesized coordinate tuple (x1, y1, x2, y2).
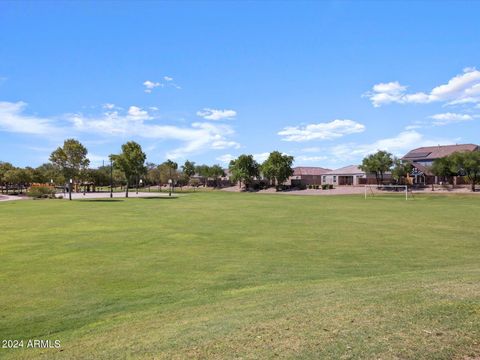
(321, 184, 333, 190)
(27, 186, 56, 199)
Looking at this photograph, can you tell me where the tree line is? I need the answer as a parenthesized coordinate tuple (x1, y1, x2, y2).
(0, 139, 295, 197)
(2, 139, 479, 195)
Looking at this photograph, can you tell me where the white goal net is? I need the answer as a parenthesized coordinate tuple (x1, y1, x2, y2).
(364, 185, 410, 200)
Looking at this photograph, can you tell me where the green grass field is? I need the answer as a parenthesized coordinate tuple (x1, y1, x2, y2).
(1, 192, 479, 359)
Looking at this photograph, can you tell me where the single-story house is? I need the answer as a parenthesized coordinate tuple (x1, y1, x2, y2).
(322, 165, 367, 186)
(401, 144, 479, 185)
(286, 167, 331, 187)
(322, 165, 388, 186)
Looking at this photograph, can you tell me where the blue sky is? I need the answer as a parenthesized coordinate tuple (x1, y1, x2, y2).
(1, 1, 479, 169)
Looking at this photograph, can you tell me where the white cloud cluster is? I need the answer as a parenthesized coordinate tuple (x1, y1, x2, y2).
(143, 80, 162, 93)
(0, 101, 59, 135)
(429, 112, 473, 126)
(143, 77, 180, 93)
(196, 108, 237, 121)
(69, 108, 239, 159)
(295, 155, 328, 162)
(0, 100, 240, 160)
(278, 119, 365, 142)
(328, 130, 454, 161)
(366, 67, 480, 107)
(127, 106, 152, 121)
(216, 154, 236, 164)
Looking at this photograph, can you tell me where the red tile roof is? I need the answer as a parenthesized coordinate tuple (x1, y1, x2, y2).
(293, 166, 331, 176)
(402, 144, 478, 160)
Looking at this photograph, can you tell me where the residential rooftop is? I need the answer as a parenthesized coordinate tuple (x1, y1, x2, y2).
(402, 144, 479, 161)
(293, 166, 331, 176)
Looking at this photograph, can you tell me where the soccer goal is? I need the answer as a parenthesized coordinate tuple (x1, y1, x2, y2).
(364, 185, 410, 200)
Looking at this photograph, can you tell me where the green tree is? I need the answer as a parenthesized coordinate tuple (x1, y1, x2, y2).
(195, 164, 210, 186)
(359, 150, 393, 185)
(449, 151, 480, 192)
(391, 158, 413, 184)
(49, 139, 90, 183)
(261, 151, 294, 190)
(181, 160, 196, 184)
(110, 141, 147, 197)
(229, 154, 260, 190)
(4, 168, 32, 193)
(0, 162, 15, 193)
(209, 164, 225, 188)
(431, 157, 455, 184)
(32, 163, 64, 184)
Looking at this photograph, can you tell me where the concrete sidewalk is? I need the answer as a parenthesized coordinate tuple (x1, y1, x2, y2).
(0, 194, 28, 202)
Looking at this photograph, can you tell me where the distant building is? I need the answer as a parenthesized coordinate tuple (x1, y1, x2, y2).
(323, 165, 367, 186)
(286, 167, 331, 187)
(401, 144, 479, 185)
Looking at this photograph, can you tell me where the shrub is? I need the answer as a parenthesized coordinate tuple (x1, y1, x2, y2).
(27, 186, 56, 199)
(322, 184, 333, 190)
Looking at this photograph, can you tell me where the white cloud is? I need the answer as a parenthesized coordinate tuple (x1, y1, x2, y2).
(301, 147, 322, 153)
(217, 152, 272, 164)
(102, 103, 115, 110)
(295, 155, 328, 162)
(365, 67, 480, 107)
(164, 76, 173, 81)
(0, 101, 59, 135)
(211, 140, 241, 149)
(143, 80, 162, 93)
(278, 119, 365, 142)
(196, 108, 237, 121)
(429, 112, 473, 126)
(127, 106, 152, 121)
(216, 154, 236, 164)
(253, 152, 270, 163)
(329, 130, 454, 162)
(67, 109, 239, 160)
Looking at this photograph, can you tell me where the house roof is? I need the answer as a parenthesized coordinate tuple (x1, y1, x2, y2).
(402, 144, 478, 161)
(326, 165, 365, 175)
(293, 166, 331, 176)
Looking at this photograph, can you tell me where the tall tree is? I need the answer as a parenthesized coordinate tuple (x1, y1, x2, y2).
(195, 164, 210, 186)
(32, 163, 64, 184)
(449, 151, 480, 192)
(110, 141, 146, 197)
(229, 154, 260, 190)
(49, 139, 90, 183)
(391, 158, 413, 184)
(0, 162, 14, 193)
(261, 151, 294, 190)
(209, 164, 225, 188)
(182, 160, 196, 184)
(3, 168, 33, 193)
(359, 150, 393, 185)
(431, 157, 455, 184)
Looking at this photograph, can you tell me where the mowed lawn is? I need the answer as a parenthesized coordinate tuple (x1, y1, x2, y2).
(0, 193, 479, 359)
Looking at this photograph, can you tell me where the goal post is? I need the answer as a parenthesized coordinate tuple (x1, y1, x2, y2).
(364, 184, 409, 200)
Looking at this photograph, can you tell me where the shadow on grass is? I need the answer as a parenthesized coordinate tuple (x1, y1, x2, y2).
(81, 199, 124, 202)
(141, 196, 178, 200)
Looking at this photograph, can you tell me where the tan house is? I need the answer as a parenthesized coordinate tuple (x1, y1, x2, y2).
(322, 165, 367, 186)
(286, 167, 331, 187)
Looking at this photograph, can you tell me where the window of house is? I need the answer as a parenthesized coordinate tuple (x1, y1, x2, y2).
(333, 176, 337, 182)
(322, 176, 326, 182)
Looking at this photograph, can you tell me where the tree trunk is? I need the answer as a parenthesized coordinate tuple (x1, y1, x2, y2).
(125, 181, 129, 198)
